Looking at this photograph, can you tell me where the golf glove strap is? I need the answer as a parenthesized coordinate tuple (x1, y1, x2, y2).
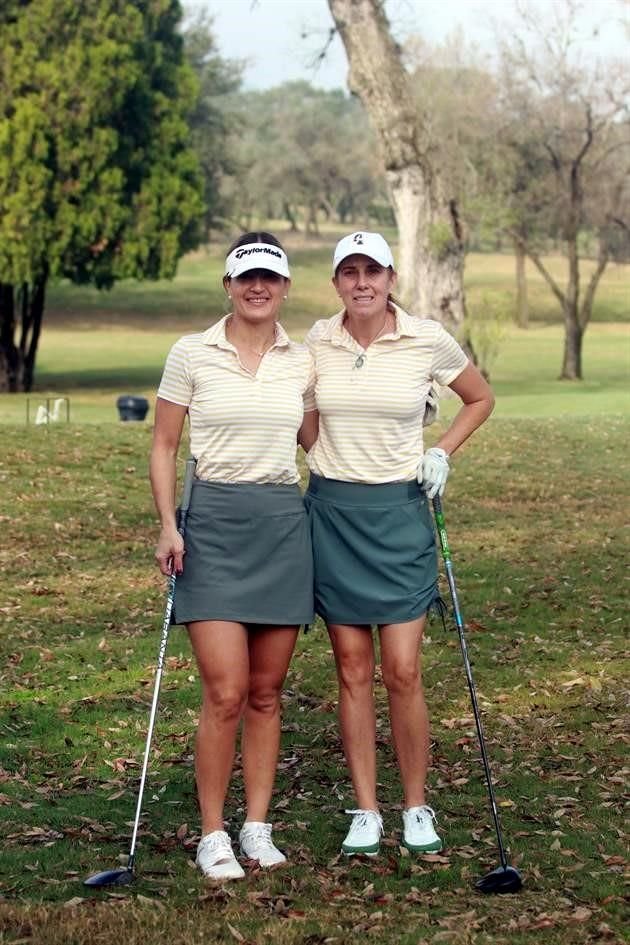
(418, 447, 450, 499)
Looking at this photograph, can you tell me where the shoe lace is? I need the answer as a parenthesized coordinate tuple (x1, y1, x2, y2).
(242, 822, 275, 851)
(200, 831, 232, 856)
(410, 805, 437, 825)
(345, 809, 384, 833)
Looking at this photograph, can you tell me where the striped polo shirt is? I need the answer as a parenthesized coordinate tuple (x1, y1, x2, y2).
(304, 305, 469, 484)
(157, 315, 315, 485)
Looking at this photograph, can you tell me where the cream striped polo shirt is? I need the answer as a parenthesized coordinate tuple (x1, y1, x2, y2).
(304, 305, 469, 484)
(157, 315, 315, 484)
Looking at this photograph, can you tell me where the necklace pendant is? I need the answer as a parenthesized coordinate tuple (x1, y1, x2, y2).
(354, 354, 365, 369)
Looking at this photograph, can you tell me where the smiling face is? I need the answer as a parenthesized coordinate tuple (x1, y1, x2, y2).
(332, 254, 396, 320)
(224, 268, 290, 324)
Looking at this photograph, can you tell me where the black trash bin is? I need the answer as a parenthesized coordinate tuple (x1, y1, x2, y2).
(116, 395, 149, 422)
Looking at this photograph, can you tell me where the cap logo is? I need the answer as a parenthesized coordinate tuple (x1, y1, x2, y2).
(224, 242, 290, 279)
(235, 246, 282, 260)
(353, 233, 364, 245)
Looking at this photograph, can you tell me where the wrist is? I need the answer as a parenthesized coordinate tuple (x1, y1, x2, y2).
(429, 446, 449, 460)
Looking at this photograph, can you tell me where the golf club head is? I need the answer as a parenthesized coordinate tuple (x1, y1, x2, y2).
(475, 864, 523, 894)
(83, 867, 134, 888)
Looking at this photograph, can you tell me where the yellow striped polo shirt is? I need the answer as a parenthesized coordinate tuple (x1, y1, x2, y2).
(157, 315, 315, 484)
(304, 305, 469, 484)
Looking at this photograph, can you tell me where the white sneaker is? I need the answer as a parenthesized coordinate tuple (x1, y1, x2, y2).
(239, 821, 287, 867)
(196, 830, 245, 880)
(341, 809, 383, 856)
(402, 805, 443, 852)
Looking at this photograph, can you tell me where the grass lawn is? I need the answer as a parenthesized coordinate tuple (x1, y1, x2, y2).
(0, 247, 627, 943)
(0, 414, 627, 944)
(0, 247, 628, 425)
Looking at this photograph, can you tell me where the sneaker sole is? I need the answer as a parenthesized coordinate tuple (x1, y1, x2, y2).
(241, 855, 287, 868)
(197, 860, 245, 880)
(342, 845, 380, 856)
(200, 868, 245, 880)
(402, 839, 443, 853)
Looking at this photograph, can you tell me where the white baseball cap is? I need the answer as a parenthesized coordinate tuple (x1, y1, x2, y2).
(224, 242, 290, 279)
(332, 231, 395, 274)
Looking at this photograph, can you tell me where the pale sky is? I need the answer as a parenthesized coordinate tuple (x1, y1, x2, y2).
(183, 0, 628, 90)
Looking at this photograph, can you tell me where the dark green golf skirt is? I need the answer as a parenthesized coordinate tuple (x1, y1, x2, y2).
(304, 474, 438, 625)
(173, 480, 314, 626)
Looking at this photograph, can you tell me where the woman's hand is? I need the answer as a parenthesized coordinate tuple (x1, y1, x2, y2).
(155, 525, 185, 576)
(417, 447, 450, 499)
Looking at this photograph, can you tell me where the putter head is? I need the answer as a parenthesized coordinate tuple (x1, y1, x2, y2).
(83, 867, 134, 888)
(476, 864, 523, 894)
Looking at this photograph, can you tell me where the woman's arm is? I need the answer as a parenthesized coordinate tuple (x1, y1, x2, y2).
(149, 397, 188, 575)
(298, 409, 319, 452)
(435, 363, 494, 456)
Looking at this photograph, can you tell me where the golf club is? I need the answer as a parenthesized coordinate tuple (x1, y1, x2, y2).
(84, 456, 197, 888)
(432, 494, 523, 895)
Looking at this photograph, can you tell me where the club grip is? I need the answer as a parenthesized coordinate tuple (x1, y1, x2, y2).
(180, 457, 197, 514)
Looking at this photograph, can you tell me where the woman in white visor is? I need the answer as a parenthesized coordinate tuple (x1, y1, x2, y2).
(150, 232, 315, 880)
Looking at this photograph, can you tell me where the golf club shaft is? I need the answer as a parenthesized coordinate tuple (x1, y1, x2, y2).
(432, 495, 508, 870)
(126, 457, 196, 870)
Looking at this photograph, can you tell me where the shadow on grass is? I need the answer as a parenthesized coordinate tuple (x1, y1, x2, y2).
(34, 366, 162, 391)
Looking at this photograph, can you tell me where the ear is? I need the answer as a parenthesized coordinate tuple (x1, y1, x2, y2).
(222, 276, 231, 294)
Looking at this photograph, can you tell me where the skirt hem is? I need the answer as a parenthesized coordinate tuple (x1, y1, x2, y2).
(173, 614, 314, 627)
(314, 605, 433, 625)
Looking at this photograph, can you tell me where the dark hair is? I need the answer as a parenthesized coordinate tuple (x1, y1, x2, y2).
(226, 231, 286, 256)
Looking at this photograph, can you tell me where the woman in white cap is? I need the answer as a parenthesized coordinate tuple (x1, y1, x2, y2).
(150, 232, 314, 880)
(301, 231, 494, 857)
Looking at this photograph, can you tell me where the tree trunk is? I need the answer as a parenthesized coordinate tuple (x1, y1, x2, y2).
(0, 283, 19, 392)
(514, 238, 528, 328)
(560, 309, 583, 379)
(328, 0, 465, 332)
(284, 201, 299, 232)
(0, 271, 48, 392)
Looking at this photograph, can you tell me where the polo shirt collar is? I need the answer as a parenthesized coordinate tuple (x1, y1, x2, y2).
(322, 303, 421, 347)
(202, 314, 290, 351)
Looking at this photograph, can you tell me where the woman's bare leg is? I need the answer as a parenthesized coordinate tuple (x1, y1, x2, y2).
(379, 617, 429, 807)
(188, 620, 249, 833)
(328, 624, 378, 810)
(242, 625, 299, 821)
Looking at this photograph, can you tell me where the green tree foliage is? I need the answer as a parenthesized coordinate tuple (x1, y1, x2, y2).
(183, 10, 242, 239)
(495, 1, 630, 379)
(0, 0, 204, 391)
(223, 82, 386, 233)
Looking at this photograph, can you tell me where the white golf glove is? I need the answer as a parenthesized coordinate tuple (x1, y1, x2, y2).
(418, 447, 450, 499)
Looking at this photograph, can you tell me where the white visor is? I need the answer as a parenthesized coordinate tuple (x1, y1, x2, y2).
(224, 243, 290, 279)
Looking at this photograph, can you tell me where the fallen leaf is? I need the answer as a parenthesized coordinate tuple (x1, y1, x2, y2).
(226, 922, 245, 943)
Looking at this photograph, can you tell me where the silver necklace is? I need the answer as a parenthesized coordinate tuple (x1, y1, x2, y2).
(349, 314, 389, 368)
(242, 338, 275, 358)
(228, 317, 276, 357)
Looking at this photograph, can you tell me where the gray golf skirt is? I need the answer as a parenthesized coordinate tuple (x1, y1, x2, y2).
(173, 480, 314, 626)
(304, 473, 438, 626)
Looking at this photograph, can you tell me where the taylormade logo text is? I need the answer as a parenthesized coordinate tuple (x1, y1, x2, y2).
(235, 246, 282, 259)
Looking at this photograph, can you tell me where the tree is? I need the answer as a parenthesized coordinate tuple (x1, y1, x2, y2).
(183, 10, 242, 239)
(403, 33, 533, 327)
(224, 82, 385, 234)
(497, 0, 630, 379)
(327, 0, 466, 331)
(0, 0, 203, 392)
